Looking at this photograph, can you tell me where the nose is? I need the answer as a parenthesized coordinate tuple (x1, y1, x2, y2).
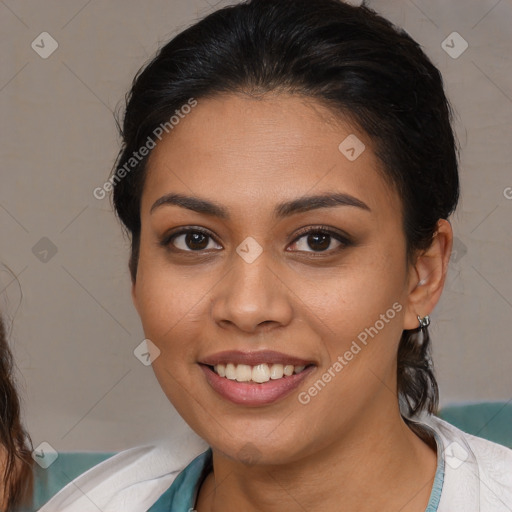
(211, 249, 294, 334)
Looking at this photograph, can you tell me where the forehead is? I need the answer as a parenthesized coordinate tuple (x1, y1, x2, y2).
(142, 93, 399, 219)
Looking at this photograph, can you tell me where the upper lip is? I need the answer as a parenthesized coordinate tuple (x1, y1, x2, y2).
(200, 350, 314, 367)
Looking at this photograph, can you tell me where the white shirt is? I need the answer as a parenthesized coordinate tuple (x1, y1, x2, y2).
(37, 415, 512, 511)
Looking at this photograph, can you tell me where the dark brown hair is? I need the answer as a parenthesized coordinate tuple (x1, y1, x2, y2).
(0, 315, 33, 510)
(111, 0, 459, 417)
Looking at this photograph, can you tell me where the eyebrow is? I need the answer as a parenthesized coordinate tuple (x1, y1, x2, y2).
(150, 191, 371, 219)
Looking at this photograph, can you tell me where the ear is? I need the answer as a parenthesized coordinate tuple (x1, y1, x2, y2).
(403, 219, 453, 330)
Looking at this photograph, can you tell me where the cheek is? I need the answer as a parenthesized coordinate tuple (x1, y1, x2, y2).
(303, 247, 404, 335)
(134, 264, 209, 407)
(299, 247, 406, 403)
(133, 254, 222, 430)
(134, 249, 209, 358)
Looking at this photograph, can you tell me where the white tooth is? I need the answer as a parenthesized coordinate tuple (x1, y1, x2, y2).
(294, 365, 305, 374)
(225, 363, 237, 380)
(235, 364, 252, 382)
(270, 364, 284, 379)
(216, 364, 226, 377)
(283, 365, 294, 376)
(252, 364, 270, 383)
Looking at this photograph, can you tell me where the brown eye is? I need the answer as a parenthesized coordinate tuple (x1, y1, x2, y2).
(183, 232, 209, 250)
(164, 229, 222, 252)
(288, 227, 352, 254)
(292, 232, 337, 252)
(305, 232, 331, 251)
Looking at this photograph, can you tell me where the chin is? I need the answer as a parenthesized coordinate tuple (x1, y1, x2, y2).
(204, 423, 317, 467)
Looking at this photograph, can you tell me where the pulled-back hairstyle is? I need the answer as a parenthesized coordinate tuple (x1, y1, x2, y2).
(0, 314, 33, 510)
(111, 0, 459, 418)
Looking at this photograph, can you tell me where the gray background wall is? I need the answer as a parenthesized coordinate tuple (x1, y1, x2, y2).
(0, 0, 511, 453)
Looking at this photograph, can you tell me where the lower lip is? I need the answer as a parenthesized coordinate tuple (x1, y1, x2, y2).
(200, 364, 315, 406)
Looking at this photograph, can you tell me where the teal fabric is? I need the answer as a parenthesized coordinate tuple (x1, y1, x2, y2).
(26, 452, 115, 511)
(148, 440, 444, 512)
(26, 401, 512, 510)
(148, 449, 212, 512)
(438, 401, 512, 448)
(424, 429, 445, 512)
(27, 442, 446, 511)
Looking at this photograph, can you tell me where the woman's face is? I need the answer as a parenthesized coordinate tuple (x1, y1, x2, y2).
(133, 92, 423, 464)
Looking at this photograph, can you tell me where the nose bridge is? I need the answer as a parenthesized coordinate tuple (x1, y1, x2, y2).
(212, 245, 293, 332)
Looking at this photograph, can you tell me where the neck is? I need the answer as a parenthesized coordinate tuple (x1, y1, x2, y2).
(196, 403, 437, 512)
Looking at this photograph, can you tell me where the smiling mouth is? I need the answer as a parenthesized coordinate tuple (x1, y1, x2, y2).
(209, 363, 311, 383)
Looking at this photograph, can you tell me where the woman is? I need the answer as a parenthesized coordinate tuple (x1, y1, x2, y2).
(39, 0, 512, 510)
(0, 313, 33, 510)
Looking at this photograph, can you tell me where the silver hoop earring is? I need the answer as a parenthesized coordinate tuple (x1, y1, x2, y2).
(417, 314, 430, 329)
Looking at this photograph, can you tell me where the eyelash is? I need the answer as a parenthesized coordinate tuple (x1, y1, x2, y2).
(160, 225, 353, 255)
